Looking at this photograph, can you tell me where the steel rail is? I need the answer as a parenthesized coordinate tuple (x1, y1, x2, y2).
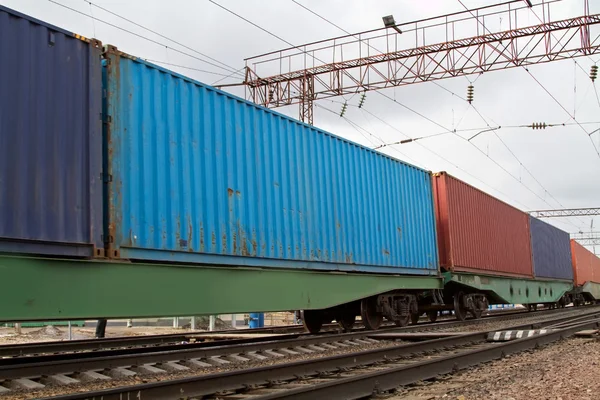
(0, 306, 577, 372)
(252, 318, 600, 399)
(1, 307, 592, 380)
(35, 310, 600, 400)
(0, 306, 561, 358)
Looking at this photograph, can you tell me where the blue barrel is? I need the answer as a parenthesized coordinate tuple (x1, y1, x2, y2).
(249, 313, 264, 328)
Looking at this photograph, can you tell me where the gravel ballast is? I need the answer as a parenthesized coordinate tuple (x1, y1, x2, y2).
(392, 337, 600, 400)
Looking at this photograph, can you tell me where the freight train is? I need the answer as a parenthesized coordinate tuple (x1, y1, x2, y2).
(1, 6, 599, 331)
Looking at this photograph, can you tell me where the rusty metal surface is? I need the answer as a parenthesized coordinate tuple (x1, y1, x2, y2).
(433, 172, 533, 277)
(102, 49, 439, 274)
(0, 5, 103, 257)
(571, 240, 600, 285)
(529, 216, 573, 280)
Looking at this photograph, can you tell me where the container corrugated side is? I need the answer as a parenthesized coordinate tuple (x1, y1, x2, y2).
(0, 6, 103, 257)
(529, 216, 573, 280)
(433, 172, 533, 277)
(571, 240, 600, 285)
(102, 47, 439, 275)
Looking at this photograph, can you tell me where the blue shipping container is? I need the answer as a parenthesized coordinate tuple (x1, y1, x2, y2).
(103, 47, 439, 274)
(0, 6, 103, 257)
(529, 216, 573, 280)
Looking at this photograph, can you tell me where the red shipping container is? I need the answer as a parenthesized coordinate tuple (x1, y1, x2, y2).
(433, 172, 533, 277)
(570, 240, 600, 285)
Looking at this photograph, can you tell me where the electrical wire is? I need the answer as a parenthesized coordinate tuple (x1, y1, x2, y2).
(360, 107, 536, 211)
(469, 102, 586, 230)
(292, 0, 586, 223)
(47, 0, 245, 79)
(525, 68, 600, 159)
(315, 103, 426, 168)
(82, 0, 242, 77)
(144, 60, 241, 78)
(208, 0, 361, 103)
(456, 0, 600, 161)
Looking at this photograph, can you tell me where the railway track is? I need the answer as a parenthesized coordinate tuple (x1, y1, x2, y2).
(24, 307, 600, 400)
(0, 306, 597, 398)
(0, 306, 562, 358)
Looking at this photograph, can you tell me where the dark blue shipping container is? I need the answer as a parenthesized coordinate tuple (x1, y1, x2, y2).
(0, 6, 103, 257)
(529, 216, 573, 281)
(102, 47, 439, 274)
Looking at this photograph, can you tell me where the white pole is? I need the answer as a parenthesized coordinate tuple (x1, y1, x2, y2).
(191, 316, 196, 330)
(173, 317, 179, 328)
(127, 319, 132, 328)
(231, 314, 237, 329)
(209, 315, 216, 331)
(68, 321, 72, 340)
(14, 323, 21, 335)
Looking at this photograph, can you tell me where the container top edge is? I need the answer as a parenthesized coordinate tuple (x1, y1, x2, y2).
(435, 170, 529, 217)
(528, 214, 570, 236)
(0, 4, 101, 45)
(101, 44, 432, 176)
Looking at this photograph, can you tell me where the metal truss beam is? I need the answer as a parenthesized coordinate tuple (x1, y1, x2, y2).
(529, 208, 600, 218)
(573, 238, 600, 246)
(245, 1, 600, 123)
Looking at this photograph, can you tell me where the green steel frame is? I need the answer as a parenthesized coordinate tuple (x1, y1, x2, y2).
(581, 281, 600, 300)
(449, 272, 573, 304)
(0, 256, 442, 322)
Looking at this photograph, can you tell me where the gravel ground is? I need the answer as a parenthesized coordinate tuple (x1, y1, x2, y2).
(390, 337, 600, 400)
(0, 325, 203, 345)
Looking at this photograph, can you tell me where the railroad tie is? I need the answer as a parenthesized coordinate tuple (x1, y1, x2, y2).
(75, 370, 112, 381)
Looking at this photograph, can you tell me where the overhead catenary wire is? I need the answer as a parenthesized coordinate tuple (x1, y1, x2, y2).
(81, 0, 242, 77)
(468, 102, 586, 230)
(143, 60, 242, 78)
(47, 0, 245, 79)
(208, 0, 358, 104)
(291, 0, 586, 224)
(359, 107, 537, 212)
(456, 0, 600, 162)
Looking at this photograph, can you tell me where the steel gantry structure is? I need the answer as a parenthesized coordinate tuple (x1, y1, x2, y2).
(244, 0, 600, 124)
(571, 232, 600, 246)
(529, 207, 600, 218)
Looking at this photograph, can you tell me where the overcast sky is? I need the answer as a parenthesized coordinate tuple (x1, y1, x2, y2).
(3, 0, 599, 251)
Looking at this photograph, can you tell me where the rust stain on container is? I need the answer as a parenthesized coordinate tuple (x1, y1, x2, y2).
(187, 215, 193, 251)
(199, 224, 205, 252)
(433, 172, 533, 278)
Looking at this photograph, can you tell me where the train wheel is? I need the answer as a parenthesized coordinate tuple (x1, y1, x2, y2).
(301, 310, 323, 334)
(454, 292, 468, 321)
(337, 314, 355, 332)
(361, 297, 382, 330)
(427, 311, 438, 323)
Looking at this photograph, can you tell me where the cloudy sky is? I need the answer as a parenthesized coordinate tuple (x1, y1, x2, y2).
(3, 0, 599, 251)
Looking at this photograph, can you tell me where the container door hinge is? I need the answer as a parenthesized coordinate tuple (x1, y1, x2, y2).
(101, 172, 112, 183)
(102, 114, 112, 124)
